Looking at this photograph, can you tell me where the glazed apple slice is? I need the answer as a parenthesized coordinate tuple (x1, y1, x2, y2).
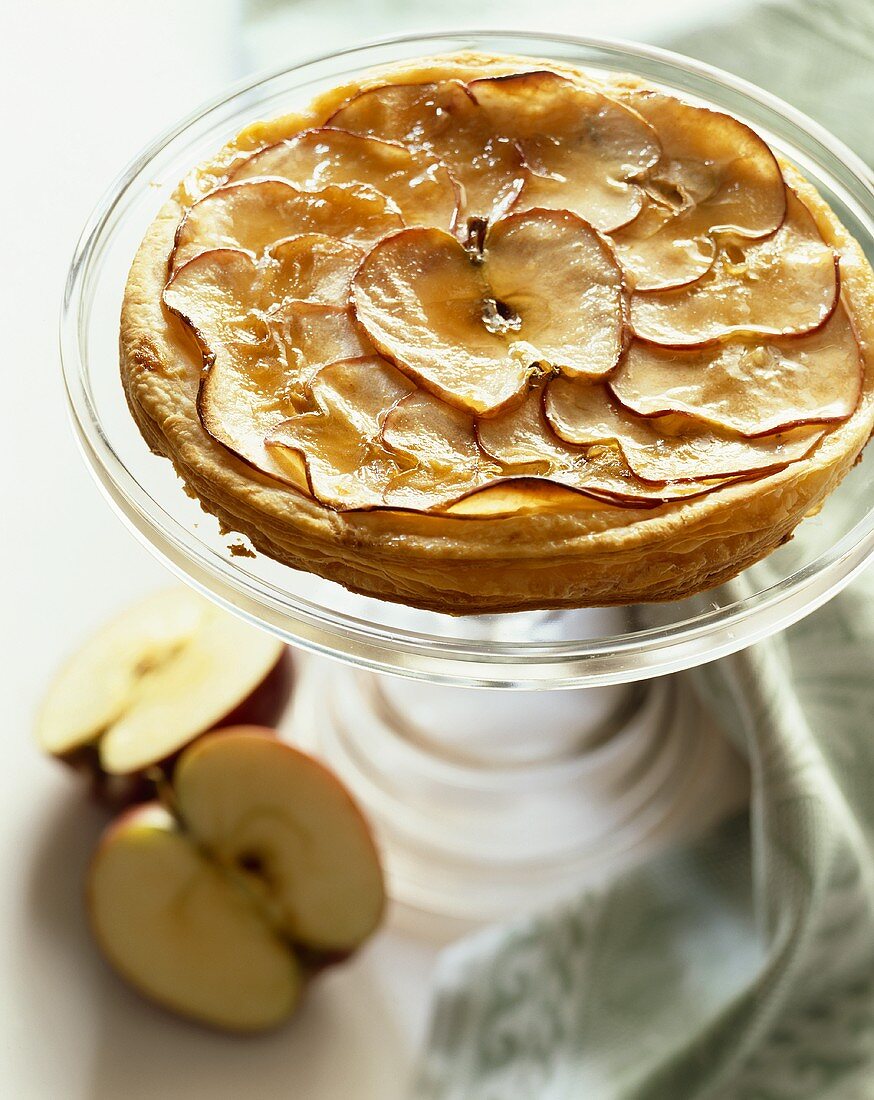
(468, 70, 660, 232)
(172, 178, 403, 269)
(269, 234, 364, 306)
(164, 249, 373, 484)
(612, 305, 861, 436)
(352, 209, 625, 415)
(478, 387, 736, 504)
(546, 377, 826, 482)
(328, 80, 527, 223)
(35, 589, 291, 801)
(267, 358, 416, 510)
(630, 189, 838, 346)
(232, 128, 460, 231)
(381, 391, 497, 509)
(612, 91, 786, 291)
(89, 729, 385, 1031)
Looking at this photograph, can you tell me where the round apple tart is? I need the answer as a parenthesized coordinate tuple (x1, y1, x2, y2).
(121, 52, 874, 613)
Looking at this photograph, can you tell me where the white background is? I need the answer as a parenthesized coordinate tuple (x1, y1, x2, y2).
(1, 2, 753, 1096)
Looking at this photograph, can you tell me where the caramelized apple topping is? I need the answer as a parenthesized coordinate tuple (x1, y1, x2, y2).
(468, 71, 660, 232)
(231, 129, 460, 231)
(172, 179, 403, 269)
(352, 209, 624, 415)
(613, 305, 861, 436)
(164, 67, 854, 516)
(612, 91, 786, 290)
(546, 377, 826, 481)
(630, 189, 838, 345)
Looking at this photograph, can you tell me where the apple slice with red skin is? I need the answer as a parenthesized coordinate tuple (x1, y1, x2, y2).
(468, 70, 660, 233)
(612, 305, 862, 436)
(352, 208, 625, 416)
(630, 188, 838, 347)
(267, 358, 416, 510)
(546, 377, 826, 482)
(88, 728, 385, 1032)
(231, 128, 460, 232)
(327, 80, 527, 224)
(35, 589, 292, 805)
(164, 247, 373, 486)
(172, 178, 403, 269)
(478, 387, 739, 504)
(612, 91, 786, 291)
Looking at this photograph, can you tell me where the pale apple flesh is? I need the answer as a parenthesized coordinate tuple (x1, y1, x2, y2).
(35, 588, 292, 794)
(88, 730, 385, 1031)
(231, 128, 460, 231)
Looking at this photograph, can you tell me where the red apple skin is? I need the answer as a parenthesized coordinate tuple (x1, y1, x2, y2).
(60, 649, 295, 809)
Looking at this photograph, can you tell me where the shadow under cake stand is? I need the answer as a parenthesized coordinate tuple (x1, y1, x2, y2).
(62, 31, 874, 921)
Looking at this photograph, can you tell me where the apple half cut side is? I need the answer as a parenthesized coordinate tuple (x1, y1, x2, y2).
(88, 729, 385, 1032)
(35, 588, 293, 804)
(351, 208, 625, 416)
(171, 178, 403, 270)
(545, 377, 826, 483)
(629, 188, 839, 347)
(230, 128, 460, 232)
(326, 80, 527, 224)
(611, 305, 862, 436)
(612, 90, 786, 291)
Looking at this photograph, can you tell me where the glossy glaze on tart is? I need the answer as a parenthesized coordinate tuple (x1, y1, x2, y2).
(121, 52, 874, 612)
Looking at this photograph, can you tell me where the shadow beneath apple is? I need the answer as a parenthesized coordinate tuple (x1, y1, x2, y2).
(22, 783, 410, 1100)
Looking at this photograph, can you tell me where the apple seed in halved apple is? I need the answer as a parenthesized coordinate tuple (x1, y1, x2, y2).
(352, 208, 625, 415)
(35, 589, 291, 801)
(88, 729, 385, 1031)
(231, 128, 460, 231)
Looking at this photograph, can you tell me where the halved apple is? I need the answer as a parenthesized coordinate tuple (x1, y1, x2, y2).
(267, 357, 415, 510)
(231, 128, 460, 231)
(327, 80, 527, 223)
(546, 377, 825, 482)
(172, 178, 403, 269)
(468, 70, 660, 232)
(88, 729, 385, 1031)
(352, 208, 625, 415)
(35, 589, 292, 802)
(630, 188, 838, 346)
(164, 248, 373, 484)
(612, 305, 862, 436)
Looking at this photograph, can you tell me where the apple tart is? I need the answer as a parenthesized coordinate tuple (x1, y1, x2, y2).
(121, 52, 874, 613)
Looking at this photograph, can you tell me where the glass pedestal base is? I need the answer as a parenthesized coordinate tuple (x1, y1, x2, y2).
(293, 659, 748, 921)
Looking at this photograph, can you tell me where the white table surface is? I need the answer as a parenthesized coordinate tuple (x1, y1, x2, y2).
(2, 2, 748, 1095)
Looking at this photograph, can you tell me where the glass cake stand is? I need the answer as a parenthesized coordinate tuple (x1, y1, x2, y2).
(61, 31, 874, 920)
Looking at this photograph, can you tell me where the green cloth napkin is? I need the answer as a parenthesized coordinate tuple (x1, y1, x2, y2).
(417, 4, 874, 1096)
